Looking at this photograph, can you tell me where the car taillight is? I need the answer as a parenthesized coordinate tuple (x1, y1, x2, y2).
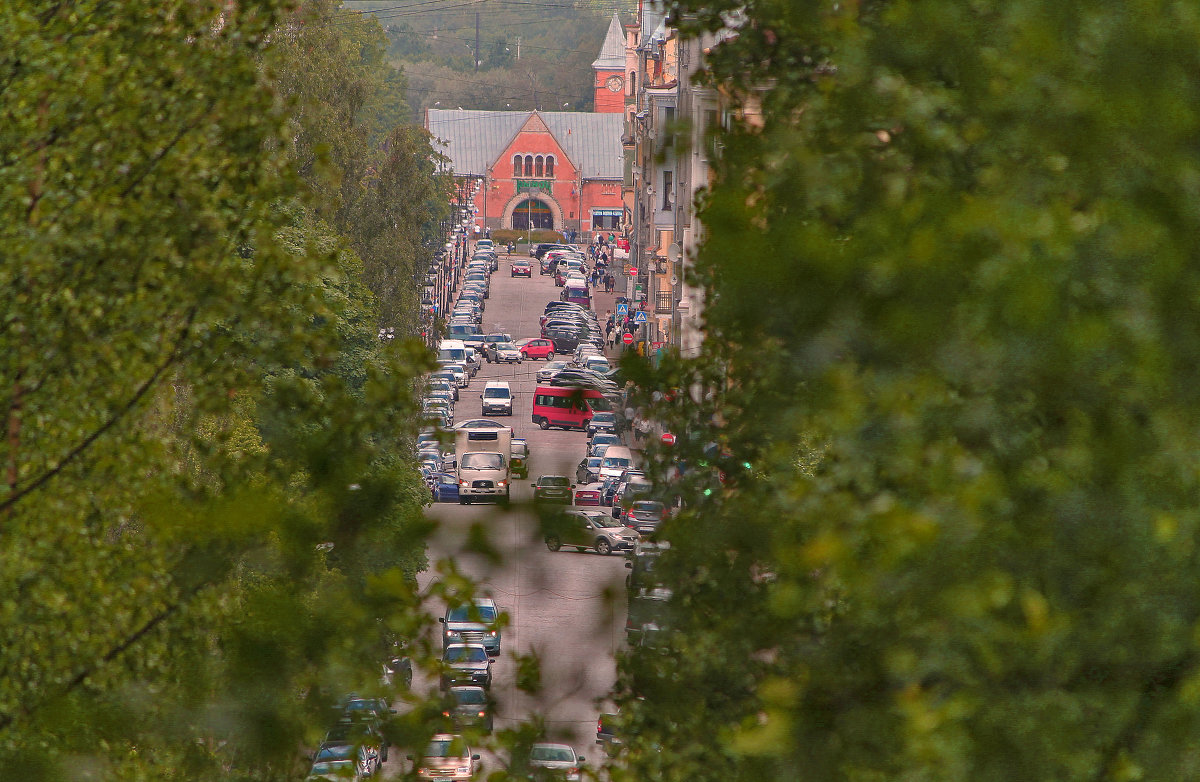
(478, 711, 487, 717)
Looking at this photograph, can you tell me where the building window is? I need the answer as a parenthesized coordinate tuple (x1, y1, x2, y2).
(663, 107, 675, 147)
(513, 155, 522, 176)
(629, 71, 636, 95)
(545, 156, 554, 177)
(592, 210, 621, 230)
(535, 156, 544, 177)
(524, 155, 534, 177)
(661, 170, 673, 210)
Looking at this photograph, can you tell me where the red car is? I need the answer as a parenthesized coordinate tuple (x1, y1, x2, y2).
(511, 260, 532, 277)
(573, 486, 603, 506)
(519, 338, 555, 360)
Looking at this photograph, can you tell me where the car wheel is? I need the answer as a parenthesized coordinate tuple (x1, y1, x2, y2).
(460, 497, 470, 505)
(596, 538, 612, 555)
(545, 535, 561, 551)
(539, 418, 550, 430)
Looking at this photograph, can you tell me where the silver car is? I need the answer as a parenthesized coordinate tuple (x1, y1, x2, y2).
(526, 743, 585, 782)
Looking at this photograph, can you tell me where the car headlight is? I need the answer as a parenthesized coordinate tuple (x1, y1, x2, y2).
(497, 480, 506, 487)
(487, 630, 497, 636)
(445, 629, 457, 638)
(460, 480, 469, 486)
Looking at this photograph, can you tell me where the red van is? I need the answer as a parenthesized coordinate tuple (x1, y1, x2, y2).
(532, 385, 613, 430)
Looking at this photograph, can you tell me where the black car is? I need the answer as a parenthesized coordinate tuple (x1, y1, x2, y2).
(596, 713, 623, 757)
(533, 242, 572, 260)
(624, 500, 665, 537)
(545, 329, 582, 354)
(625, 541, 669, 591)
(585, 412, 618, 438)
(444, 685, 494, 732)
(532, 475, 574, 503)
(322, 718, 389, 764)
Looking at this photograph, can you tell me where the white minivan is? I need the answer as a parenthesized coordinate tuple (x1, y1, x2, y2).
(481, 381, 513, 417)
(598, 445, 633, 480)
(438, 339, 469, 364)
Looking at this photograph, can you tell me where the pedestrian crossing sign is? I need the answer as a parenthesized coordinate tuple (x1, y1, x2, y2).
(633, 310, 648, 324)
(616, 303, 629, 315)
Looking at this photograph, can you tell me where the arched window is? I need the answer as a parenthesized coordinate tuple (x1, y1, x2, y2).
(545, 156, 554, 177)
(513, 155, 522, 176)
(535, 156, 544, 177)
(524, 155, 534, 177)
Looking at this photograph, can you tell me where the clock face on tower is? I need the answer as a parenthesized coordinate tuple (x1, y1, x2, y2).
(605, 75, 623, 92)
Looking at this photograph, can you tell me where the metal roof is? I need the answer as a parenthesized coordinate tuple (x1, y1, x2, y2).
(426, 109, 625, 180)
(592, 14, 625, 70)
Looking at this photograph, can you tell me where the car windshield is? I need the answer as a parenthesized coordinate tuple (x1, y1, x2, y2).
(593, 435, 618, 445)
(445, 646, 488, 663)
(460, 453, 503, 469)
(453, 689, 487, 705)
(602, 456, 631, 468)
(484, 388, 510, 398)
(447, 605, 497, 622)
(310, 761, 354, 774)
(512, 443, 528, 456)
(591, 412, 615, 422)
(541, 476, 570, 487)
(587, 397, 613, 412)
(496, 342, 517, 350)
(591, 515, 622, 528)
(531, 746, 575, 762)
(634, 502, 664, 513)
(424, 739, 469, 759)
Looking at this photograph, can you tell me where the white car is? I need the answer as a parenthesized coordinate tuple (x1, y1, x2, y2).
(439, 362, 469, 387)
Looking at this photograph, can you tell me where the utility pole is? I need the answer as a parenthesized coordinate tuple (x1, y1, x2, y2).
(475, 12, 480, 72)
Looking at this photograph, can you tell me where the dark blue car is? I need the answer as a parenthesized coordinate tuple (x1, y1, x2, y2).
(431, 472, 460, 503)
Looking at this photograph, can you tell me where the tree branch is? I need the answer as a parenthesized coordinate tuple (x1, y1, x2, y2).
(1091, 651, 1198, 781)
(0, 307, 198, 516)
(0, 580, 208, 734)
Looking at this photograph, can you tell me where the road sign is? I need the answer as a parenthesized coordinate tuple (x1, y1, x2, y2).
(622, 332, 635, 345)
(633, 310, 648, 324)
(626, 266, 637, 276)
(661, 432, 676, 446)
(615, 302, 629, 315)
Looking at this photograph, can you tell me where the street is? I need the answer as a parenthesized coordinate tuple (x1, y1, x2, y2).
(412, 247, 629, 767)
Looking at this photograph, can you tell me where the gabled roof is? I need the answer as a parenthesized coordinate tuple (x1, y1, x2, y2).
(591, 14, 625, 71)
(426, 109, 625, 180)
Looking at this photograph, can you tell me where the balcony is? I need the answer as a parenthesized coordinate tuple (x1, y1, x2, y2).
(654, 291, 673, 314)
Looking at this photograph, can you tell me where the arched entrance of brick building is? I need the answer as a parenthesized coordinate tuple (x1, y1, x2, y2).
(511, 198, 554, 230)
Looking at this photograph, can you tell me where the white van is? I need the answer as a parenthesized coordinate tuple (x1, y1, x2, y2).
(481, 381, 513, 416)
(438, 339, 469, 366)
(599, 445, 633, 480)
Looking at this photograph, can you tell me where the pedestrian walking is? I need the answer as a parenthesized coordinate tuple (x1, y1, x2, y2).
(605, 273, 614, 293)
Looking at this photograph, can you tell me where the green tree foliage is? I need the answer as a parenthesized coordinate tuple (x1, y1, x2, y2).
(0, 1, 436, 779)
(356, 0, 639, 117)
(615, 2, 1200, 780)
(270, 0, 451, 332)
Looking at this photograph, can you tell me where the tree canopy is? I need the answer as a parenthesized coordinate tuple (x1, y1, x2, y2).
(614, 2, 1200, 780)
(1, 1, 442, 778)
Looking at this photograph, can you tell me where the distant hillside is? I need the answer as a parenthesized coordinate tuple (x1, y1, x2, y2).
(344, 0, 637, 121)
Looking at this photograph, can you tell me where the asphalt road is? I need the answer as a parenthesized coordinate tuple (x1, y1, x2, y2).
(406, 249, 627, 773)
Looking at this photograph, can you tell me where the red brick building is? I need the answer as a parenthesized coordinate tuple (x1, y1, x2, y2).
(425, 16, 628, 238)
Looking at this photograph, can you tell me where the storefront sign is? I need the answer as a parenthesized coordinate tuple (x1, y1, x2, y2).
(516, 180, 553, 194)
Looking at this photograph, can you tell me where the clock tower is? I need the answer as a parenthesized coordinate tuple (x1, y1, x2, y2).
(592, 14, 626, 113)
